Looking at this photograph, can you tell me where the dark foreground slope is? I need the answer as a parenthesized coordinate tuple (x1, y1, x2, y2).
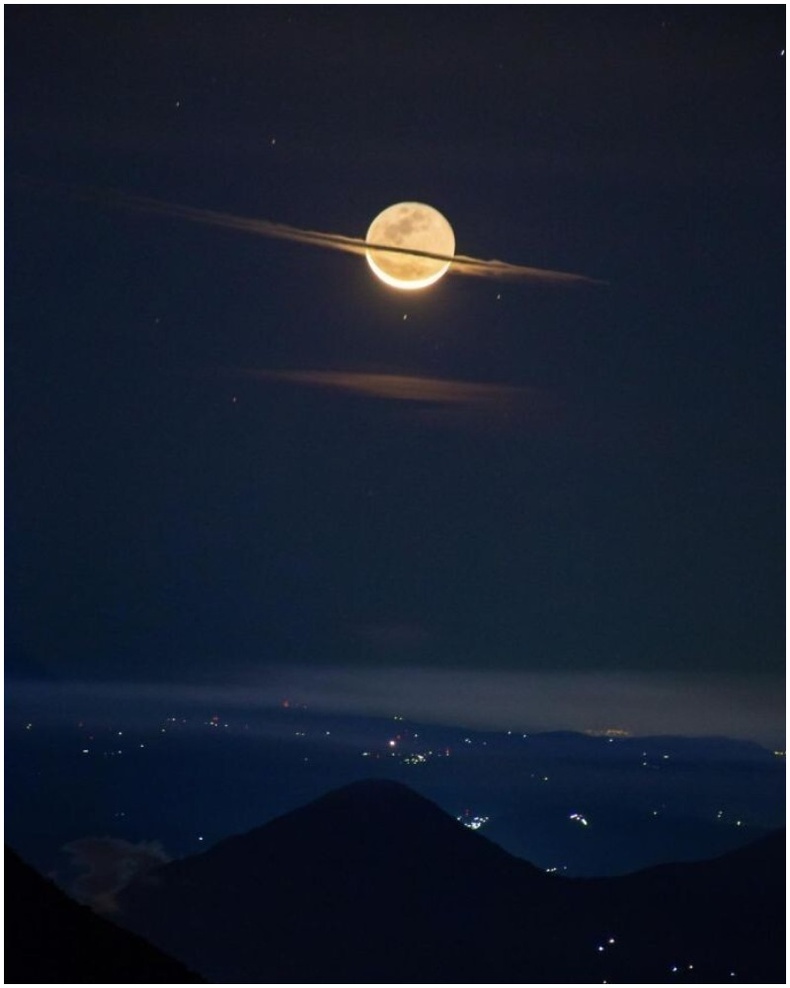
(571, 829, 786, 984)
(5, 848, 202, 983)
(115, 779, 785, 984)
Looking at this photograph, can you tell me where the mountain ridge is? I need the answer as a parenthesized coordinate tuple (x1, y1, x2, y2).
(111, 777, 784, 983)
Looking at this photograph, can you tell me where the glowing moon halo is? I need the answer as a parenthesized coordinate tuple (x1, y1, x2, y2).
(365, 202, 455, 290)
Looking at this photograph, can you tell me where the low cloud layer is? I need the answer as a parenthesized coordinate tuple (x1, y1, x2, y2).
(61, 836, 170, 912)
(8, 667, 784, 746)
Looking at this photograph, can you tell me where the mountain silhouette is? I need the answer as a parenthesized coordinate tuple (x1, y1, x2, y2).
(112, 779, 783, 983)
(5, 847, 202, 983)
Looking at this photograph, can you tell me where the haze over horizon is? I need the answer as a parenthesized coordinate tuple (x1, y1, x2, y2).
(7, 666, 785, 747)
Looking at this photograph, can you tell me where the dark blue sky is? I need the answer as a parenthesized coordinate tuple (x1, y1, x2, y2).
(6, 9, 784, 720)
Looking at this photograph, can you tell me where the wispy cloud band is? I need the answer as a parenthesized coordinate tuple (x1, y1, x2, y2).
(235, 368, 536, 407)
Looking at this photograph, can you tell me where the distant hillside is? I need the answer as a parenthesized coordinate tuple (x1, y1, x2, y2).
(5, 848, 202, 984)
(114, 778, 785, 983)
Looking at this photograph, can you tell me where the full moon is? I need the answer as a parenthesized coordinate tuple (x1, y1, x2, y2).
(365, 202, 455, 290)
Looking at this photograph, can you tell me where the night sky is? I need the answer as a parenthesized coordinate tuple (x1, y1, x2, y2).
(6, 3, 785, 797)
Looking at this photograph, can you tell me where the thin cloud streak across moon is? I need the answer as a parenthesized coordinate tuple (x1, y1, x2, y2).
(52, 184, 602, 286)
